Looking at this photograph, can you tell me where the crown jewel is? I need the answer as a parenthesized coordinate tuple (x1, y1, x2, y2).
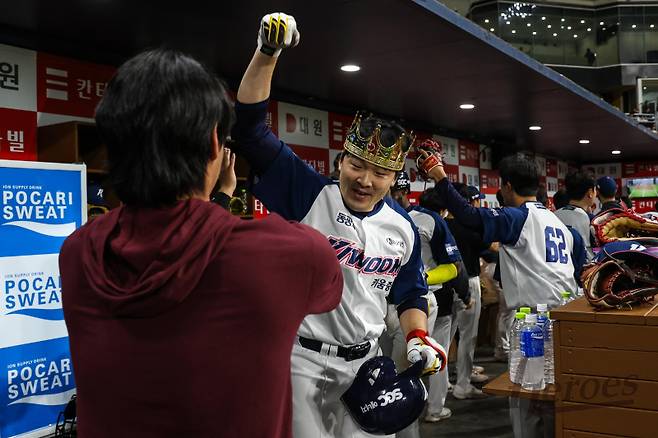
(343, 112, 415, 171)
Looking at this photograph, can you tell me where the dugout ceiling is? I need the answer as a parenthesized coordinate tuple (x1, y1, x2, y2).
(1, 0, 656, 162)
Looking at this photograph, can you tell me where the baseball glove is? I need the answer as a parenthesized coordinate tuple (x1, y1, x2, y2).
(414, 139, 443, 180)
(591, 208, 658, 247)
(582, 239, 658, 309)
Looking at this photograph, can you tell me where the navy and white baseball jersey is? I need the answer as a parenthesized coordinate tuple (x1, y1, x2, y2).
(407, 206, 461, 292)
(434, 179, 586, 310)
(555, 205, 594, 261)
(251, 143, 427, 346)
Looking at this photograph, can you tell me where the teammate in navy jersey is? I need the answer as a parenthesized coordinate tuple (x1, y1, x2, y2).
(233, 13, 446, 437)
(417, 151, 586, 310)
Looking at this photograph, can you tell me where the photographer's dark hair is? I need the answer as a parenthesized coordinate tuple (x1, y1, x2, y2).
(564, 171, 595, 201)
(553, 189, 569, 210)
(499, 155, 539, 197)
(95, 49, 235, 207)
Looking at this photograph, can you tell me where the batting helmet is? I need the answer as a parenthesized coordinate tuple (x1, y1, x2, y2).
(341, 356, 427, 435)
(392, 170, 411, 192)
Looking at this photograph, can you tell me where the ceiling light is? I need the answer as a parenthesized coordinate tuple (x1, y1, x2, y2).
(574, 34, 578, 38)
(512, 29, 516, 33)
(490, 27, 495, 31)
(561, 26, 564, 29)
(547, 24, 552, 28)
(567, 26, 572, 30)
(485, 19, 490, 23)
(460, 103, 475, 110)
(529, 125, 542, 131)
(599, 21, 604, 25)
(541, 16, 546, 20)
(644, 86, 647, 90)
(579, 139, 590, 144)
(340, 64, 360, 72)
(612, 150, 621, 155)
(527, 23, 531, 27)
(580, 19, 586, 24)
(506, 21, 511, 25)
(532, 31, 537, 35)
(553, 32, 558, 36)
(587, 27, 592, 31)
(632, 24, 637, 29)
(561, 18, 565, 22)
(651, 24, 655, 28)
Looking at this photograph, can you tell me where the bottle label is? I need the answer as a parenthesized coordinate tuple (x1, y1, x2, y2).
(520, 328, 544, 358)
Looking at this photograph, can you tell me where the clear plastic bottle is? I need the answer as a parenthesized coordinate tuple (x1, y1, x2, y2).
(520, 313, 545, 391)
(509, 312, 527, 384)
(560, 291, 572, 306)
(544, 311, 554, 385)
(536, 303, 549, 328)
(519, 306, 532, 315)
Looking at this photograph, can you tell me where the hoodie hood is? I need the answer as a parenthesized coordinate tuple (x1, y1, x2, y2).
(79, 199, 237, 317)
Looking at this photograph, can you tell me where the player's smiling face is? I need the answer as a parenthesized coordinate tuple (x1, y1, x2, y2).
(339, 153, 396, 212)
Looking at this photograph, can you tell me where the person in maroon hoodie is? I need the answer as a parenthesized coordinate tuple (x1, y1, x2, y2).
(59, 49, 343, 438)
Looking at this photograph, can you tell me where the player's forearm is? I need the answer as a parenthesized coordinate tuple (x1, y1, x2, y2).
(399, 308, 428, 336)
(434, 179, 483, 231)
(237, 50, 278, 104)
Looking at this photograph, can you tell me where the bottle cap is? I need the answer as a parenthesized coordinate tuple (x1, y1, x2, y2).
(561, 291, 571, 298)
(537, 303, 548, 312)
(525, 313, 538, 324)
(519, 307, 532, 314)
(515, 312, 526, 320)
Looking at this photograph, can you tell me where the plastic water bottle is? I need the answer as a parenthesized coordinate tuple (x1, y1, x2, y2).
(520, 314, 545, 391)
(536, 303, 549, 328)
(544, 312, 554, 385)
(519, 306, 531, 315)
(560, 291, 572, 306)
(509, 312, 527, 384)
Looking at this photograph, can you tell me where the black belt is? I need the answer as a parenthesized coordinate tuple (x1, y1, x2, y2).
(298, 336, 371, 362)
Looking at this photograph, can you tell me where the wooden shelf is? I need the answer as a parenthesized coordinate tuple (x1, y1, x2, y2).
(483, 371, 556, 401)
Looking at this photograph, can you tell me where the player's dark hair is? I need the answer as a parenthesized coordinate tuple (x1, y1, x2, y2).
(499, 155, 539, 197)
(553, 189, 569, 210)
(536, 184, 549, 207)
(565, 171, 595, 201)
(419, 188, 447, 212)
(495, 189, 505, 207)
(96, 48, 235, 207)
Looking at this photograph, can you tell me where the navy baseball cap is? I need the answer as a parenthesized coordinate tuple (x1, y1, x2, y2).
(393, 170, 411, 191)
(596, 176, 617, 197)
(460, 185, 485, 202)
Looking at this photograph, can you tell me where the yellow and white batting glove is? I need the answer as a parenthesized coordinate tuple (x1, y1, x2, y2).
(258, 12, 300, 57)
(406, 329, 447, 376)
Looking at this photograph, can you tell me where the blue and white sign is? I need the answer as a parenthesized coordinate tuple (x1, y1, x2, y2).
(0, 160, 85, 438)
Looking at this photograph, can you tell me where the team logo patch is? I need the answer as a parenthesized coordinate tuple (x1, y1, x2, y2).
(336, 212, 354, 228)
(385, 237, 405, 249)
(445, 244, 459, 255)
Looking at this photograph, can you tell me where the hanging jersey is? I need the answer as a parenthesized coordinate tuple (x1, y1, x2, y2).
(480, 202, 580, 309)
(252, 144, 427, 346)
(407, 206, 461, 292)
(555, 205, 594, 261)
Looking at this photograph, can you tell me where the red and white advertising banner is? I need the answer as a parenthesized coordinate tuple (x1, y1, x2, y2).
(546, 176, 558, 195)
(632, 198, 658, 213)
(410, 180, 434, 193)
(328, 112, 353, 150)
(435, 135, 458, 166)
(622, 162, 658, 178)
(290, 144, 329, 176)
(443, 164, 459, 184)
(458, 140, 479, 168)
(583, 162, 622, 178)
(557, 161, 568, 179)
(534, 155, 547, 176)
(459, 165, 479, 188)
(278, 102, 328, 148)
(479, 144, 492, 170)
(546, 159, 558, 178)
(482, 194, 501, 209)
(37, 52, 116, 118)
(479, 169, 500, 195)
(408, 192, 421, 206)
(253, 198, 270, 219)
(0, 44, 36, 111)
(0, 108, 37, 160)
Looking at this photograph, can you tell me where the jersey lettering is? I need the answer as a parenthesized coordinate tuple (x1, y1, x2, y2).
(327, 236, 402, 276)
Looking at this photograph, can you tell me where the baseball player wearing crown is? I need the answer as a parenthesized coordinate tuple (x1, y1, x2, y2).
(233, 13, 447, 437)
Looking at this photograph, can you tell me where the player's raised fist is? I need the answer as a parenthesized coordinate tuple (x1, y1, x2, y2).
(258, 13, 300, 57)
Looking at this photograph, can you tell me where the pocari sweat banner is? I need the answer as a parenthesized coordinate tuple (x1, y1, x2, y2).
(0, 160, 86, 438)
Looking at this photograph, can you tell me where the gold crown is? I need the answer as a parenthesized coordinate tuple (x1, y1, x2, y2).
(343, 112, 415, 171)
